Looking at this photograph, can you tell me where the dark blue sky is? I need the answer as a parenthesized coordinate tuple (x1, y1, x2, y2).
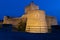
(0, 0, 60, 24)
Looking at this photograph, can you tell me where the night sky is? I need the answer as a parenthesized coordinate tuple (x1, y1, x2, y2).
(0, 0, 60, 24)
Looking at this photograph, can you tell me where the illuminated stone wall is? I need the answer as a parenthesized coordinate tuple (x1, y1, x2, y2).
(46, 16, 58, 30)
(26, 10, 48, 33)
(3, 16, 21, 28)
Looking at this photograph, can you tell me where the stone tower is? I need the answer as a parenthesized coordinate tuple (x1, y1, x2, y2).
(25, 2, 48, 33)
(25, 1, 39, 13)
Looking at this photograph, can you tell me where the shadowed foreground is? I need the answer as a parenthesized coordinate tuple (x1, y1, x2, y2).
(0, 32, 60, 40)
(0, 24, 60, 40)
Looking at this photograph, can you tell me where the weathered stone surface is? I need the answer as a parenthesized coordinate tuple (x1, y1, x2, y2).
(26, 10, 48, 33)
(46, 16, 58, 29)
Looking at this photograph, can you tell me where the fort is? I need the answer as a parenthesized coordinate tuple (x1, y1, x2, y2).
(0, 2, 58, 33)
